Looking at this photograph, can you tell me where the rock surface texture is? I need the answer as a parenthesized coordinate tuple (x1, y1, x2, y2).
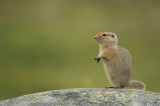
(0, 88, 160, 106)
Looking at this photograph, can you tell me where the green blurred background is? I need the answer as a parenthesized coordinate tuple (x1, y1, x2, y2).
(0, 0, 160, 100)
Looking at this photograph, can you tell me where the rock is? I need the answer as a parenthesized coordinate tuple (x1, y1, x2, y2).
(0, 88, 160, 106)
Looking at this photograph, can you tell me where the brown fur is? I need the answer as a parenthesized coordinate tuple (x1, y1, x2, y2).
(95, 31, 145, 90)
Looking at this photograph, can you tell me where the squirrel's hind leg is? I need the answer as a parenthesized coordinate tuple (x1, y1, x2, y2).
(105, 86, 121, 89)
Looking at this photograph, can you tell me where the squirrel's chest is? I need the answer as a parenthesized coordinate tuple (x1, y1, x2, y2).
(102, 49, 116, 61)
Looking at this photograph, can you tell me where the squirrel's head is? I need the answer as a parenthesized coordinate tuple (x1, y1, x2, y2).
(95, 31, 118, 47)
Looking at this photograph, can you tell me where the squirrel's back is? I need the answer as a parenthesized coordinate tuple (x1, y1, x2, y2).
(102, 45, 132, 88)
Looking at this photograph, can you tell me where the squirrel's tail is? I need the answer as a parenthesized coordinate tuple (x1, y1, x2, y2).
(129, 80, 146, 90)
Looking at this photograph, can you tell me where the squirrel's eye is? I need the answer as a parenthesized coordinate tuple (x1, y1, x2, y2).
(111, 34, 114, 38)
(102, 34, 107, 36)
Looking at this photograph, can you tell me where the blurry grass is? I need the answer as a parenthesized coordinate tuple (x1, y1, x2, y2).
(0, 0, 160, 100)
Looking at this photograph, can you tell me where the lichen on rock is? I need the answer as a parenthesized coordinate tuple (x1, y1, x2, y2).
(0, 88, 160, 106)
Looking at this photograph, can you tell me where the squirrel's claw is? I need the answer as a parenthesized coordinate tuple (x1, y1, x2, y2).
(94, 57, 101, 63)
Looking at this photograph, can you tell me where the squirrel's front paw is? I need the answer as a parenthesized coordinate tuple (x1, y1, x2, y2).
(94, 57, 101, 63)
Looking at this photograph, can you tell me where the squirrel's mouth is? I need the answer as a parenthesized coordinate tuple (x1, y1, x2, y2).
(95, 38, 98, 41)
(95, 39, 100, 44)
(95, 37, 102, 41)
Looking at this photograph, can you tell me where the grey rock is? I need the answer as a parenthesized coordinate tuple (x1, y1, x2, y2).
(0, 88, 160, 106)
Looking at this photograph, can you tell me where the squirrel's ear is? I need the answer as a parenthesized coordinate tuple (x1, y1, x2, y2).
(111, 34, 114, 38)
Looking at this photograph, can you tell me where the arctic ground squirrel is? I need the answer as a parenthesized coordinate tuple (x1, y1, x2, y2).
(94, 31, 145, 90)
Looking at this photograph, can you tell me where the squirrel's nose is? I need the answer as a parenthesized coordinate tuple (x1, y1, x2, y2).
(95, 37, 96, 39)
